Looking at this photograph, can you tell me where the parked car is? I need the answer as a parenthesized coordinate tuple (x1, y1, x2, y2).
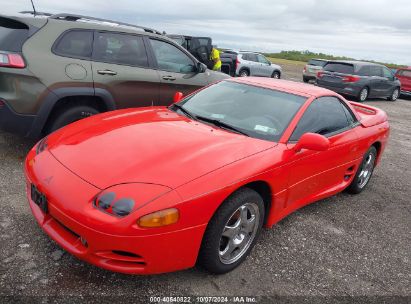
(395, 68, 411, 96)
(0, 12, 228, 138)
(303, 58, 328, 83)
(220, 51, 282, 78)
(26, 77, 389, 275)
(317, 61, 401, 102)
(166, 35, 214, 69)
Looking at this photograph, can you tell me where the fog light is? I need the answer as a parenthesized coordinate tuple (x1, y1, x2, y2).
(137, 208, 179, 228)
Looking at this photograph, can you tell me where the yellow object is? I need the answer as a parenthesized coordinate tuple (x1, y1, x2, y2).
(137, 208, 180, 228)
(210, 48, 222, 71)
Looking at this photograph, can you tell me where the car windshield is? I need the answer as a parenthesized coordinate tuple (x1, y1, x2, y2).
(176, 81, 307, 142)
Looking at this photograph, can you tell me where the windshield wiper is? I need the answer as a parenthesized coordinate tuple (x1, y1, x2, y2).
(171, 103, 197, 120)
(195, 115, 249, 137)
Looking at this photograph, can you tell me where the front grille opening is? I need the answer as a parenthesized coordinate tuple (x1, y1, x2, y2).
(112, 250, 142, 258)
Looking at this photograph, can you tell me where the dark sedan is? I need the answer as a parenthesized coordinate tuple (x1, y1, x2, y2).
(317, 61, 401, 102)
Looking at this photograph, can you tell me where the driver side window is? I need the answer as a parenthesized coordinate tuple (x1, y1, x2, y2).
(290, 97, 352, 141)
(150, 39, 196, 73)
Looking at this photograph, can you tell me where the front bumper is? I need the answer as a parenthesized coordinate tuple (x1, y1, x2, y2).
(0, 98, 35, 136)
(25, 149, 207, 275)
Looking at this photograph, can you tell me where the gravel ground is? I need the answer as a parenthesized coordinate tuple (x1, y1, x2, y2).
(0, 68, 410, 303)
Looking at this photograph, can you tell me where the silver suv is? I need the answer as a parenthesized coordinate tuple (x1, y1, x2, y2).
(235, 52, 282, 78)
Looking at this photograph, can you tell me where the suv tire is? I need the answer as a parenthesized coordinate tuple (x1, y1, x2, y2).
(357, 87, 369, 102)
(387, 87, 400, 101)
(46, 105, 99, 134)
(239, 69, 250, 77)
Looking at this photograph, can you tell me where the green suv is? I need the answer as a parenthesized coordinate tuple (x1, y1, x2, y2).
(0, 12, 229, 138)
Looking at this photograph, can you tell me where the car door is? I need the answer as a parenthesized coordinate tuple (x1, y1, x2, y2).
(368, 65, 386, 98)
(245, 53, 260, 76)
(148, 38, 209, 106)
(285, 97, 360, 207)
(381, 66, 396, 95)
(257, 54, 272, 77)
(91, 31, 160, 109)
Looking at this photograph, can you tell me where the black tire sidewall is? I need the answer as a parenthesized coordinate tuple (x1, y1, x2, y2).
(198, 188, 265, 274)
(47, 106, 99, 134)
(272, 71, 280, 79)
(346, 146, 377, 194)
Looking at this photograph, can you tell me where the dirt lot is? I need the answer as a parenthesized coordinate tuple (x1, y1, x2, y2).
(0, 65, 410, 303)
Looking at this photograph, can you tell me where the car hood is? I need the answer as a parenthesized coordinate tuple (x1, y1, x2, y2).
(47, 107, 275, 189)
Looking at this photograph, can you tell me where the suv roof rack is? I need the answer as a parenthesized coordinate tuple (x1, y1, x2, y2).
(48, 13, 163, 35)
(19, 11, 53, 17)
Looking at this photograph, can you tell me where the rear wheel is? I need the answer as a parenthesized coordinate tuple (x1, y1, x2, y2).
(346, 146, 377, 194)
(198, 188, 265, 274)
(271, 71, 280, 79)
(45, 105, 99, 134)
(357, 87, 369, 102)
(303, 76, 309, 83)
(239, 69, 250, 77)
(387, 87, 399, 101)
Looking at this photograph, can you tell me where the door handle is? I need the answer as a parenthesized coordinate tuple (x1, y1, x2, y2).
(97, 69, 117, 76)
(162, 75, 176, 81)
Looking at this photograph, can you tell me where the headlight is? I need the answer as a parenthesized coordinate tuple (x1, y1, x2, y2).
(93, 183, 172, 218)
(94, 191, 135, 217)
(137, 208, 179, 228)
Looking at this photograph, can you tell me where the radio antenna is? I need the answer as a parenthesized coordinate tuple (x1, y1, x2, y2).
(30, 0, 37, 16)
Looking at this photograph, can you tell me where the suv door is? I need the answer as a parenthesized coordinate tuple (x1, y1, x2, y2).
(148, 38, 208, 105)
(92, 31, 160, 109)
(368, 65, 386, 98)
(257, 54, 272, 77)
(286, 97, 359, 207)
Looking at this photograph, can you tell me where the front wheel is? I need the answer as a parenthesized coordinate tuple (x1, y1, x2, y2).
(387, 87, 399, 101)
(272, 71, 280, 79)
(198, 188, 265, 274)
(346, 146, 377, 194)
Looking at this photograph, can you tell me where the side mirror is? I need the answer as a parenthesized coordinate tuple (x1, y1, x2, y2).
(173, 92, 184, 103)
(294, 133, 330, 152)
(196, 62, 206, 73)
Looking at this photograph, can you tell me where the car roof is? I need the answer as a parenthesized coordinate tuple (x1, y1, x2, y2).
(327, 60, 384, 67)
(6, 12, 164, 37)
(228, 77, 338, 98)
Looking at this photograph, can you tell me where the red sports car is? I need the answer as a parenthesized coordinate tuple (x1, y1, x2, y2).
(25, 78, 390, 275)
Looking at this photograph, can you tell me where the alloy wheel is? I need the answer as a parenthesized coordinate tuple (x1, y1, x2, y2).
(358, 153, 375, 188)
(219, 203, 260, 265)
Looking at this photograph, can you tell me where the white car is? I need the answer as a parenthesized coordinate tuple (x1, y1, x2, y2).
(235, 51, 282, 78)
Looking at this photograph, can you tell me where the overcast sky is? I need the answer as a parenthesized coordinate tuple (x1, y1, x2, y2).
(3, 0, 411, 65)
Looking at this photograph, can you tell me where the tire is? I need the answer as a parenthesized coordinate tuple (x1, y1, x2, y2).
(357, 87, 369, 102)
(239, 69, 250, 77)
(198, 188, 265, 274)
(346, 146, 377, 194)
(272, 71, 281, 79)
(45, 105, 99, 134)
(387, 87, 400, 101)
(303, 76, 309, 83)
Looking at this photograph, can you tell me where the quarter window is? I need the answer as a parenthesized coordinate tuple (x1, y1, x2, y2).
(150, 39, 195, 73)
(93, 32, 149, 67)
(290, 97, 352, 141)
(53, 30, 93, 59)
